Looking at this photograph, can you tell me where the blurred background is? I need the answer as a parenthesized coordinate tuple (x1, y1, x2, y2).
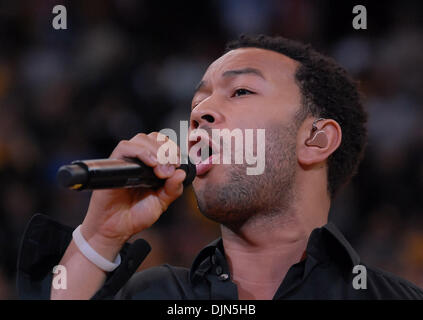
(0, 0, 423, 298)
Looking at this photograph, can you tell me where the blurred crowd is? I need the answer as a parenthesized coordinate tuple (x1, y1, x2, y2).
(0, 0, 423, 298)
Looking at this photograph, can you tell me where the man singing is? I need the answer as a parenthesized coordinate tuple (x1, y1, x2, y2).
(18, 35, 423, 299)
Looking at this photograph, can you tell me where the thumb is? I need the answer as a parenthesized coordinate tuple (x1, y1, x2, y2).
(156, 169, 186, 211)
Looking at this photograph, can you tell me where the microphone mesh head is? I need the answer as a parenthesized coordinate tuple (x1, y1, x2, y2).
(181, 161, 196, 186)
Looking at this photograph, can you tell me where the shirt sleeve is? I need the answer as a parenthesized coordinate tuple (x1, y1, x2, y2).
(16, 214, 151, 300)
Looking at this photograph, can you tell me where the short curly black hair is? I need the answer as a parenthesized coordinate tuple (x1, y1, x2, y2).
(225, 34, 368, 199)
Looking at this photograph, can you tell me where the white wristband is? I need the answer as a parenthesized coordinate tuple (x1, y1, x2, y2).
(72, 225, 121, 272)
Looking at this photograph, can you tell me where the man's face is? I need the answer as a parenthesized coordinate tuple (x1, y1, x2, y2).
(188, 47, 303, 228)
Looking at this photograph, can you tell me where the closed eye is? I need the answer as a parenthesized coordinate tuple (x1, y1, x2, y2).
(232, 88, 255, 97)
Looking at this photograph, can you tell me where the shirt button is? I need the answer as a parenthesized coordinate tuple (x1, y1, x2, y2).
(218, 273, 229, 281)
(215, 265, 223, 275)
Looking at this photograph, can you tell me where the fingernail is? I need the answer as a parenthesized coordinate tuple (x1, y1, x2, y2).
(167, 165, 175, 175)
(159, 165, 173, 175)
(149, 153, 157, 163)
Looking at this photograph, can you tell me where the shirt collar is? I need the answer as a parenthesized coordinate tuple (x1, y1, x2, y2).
(189, 222, 361, 283)
(304, 222, 361, 269)
(321, 222, 360, 266)
(189, 238, 221, 283)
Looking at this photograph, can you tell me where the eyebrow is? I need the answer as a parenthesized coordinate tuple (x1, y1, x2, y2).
(193, 67, 265, 95)
(222, 67, 265, 79)
(194, 80, 205, 93)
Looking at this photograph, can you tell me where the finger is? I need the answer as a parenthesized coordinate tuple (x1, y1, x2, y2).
(129, 133, 163, 154)
(156, 169, 186, 210)
(110, 140, 158, 167)
(153, 163, 175, 179)
(147, 132, 168, 140)
(111, 139, 179, 178)
(136, 133, 181, 168)
(147, 133, 181, 168)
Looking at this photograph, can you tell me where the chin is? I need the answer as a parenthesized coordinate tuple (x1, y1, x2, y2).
(193, 168, 225, 209)
(193, 165, 221, 189)
(192, 167, 248, 227)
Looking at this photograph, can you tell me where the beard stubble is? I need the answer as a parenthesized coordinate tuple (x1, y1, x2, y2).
(193, 122, 298, 230)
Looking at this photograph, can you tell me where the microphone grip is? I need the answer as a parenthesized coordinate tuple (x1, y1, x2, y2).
(57, 158, 196, 191)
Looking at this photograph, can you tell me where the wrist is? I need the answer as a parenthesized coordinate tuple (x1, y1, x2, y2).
(79, 224, 126, 262)
(72, 225, 122, 273)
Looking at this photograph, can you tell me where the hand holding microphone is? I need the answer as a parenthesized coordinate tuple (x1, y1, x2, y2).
(71, 132, 193, 260)
(51, 132, 194, 299)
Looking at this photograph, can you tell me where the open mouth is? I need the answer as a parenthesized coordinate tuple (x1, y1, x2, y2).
(190, 135, 220, 176)
(197, 145, 215, 162)
(196, 154, 216, 176)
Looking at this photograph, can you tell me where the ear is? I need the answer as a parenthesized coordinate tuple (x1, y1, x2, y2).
(297, 118, 342, 167)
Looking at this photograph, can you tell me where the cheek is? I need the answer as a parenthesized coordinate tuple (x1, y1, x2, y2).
(225, 105, 268, 129)
(251, 97, 291, 127)
(230, 110, 277, 131)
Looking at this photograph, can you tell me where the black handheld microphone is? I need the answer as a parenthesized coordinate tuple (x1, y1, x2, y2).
(56, 158, 196, 191)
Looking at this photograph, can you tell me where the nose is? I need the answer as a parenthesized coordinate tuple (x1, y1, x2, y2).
(190, 106, 224, 129)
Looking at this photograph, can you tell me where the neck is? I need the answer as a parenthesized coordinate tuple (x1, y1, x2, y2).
(221, 190, 329, 300)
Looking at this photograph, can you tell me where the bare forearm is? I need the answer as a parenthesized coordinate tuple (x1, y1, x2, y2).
(50, 234, 123, 300)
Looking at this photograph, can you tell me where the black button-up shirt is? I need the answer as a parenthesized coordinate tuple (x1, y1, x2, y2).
(17, 214, 423, 299)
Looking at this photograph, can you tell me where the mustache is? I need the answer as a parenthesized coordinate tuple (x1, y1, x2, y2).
(188, 125, 214, 146)
(192, 125, 213, 136)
